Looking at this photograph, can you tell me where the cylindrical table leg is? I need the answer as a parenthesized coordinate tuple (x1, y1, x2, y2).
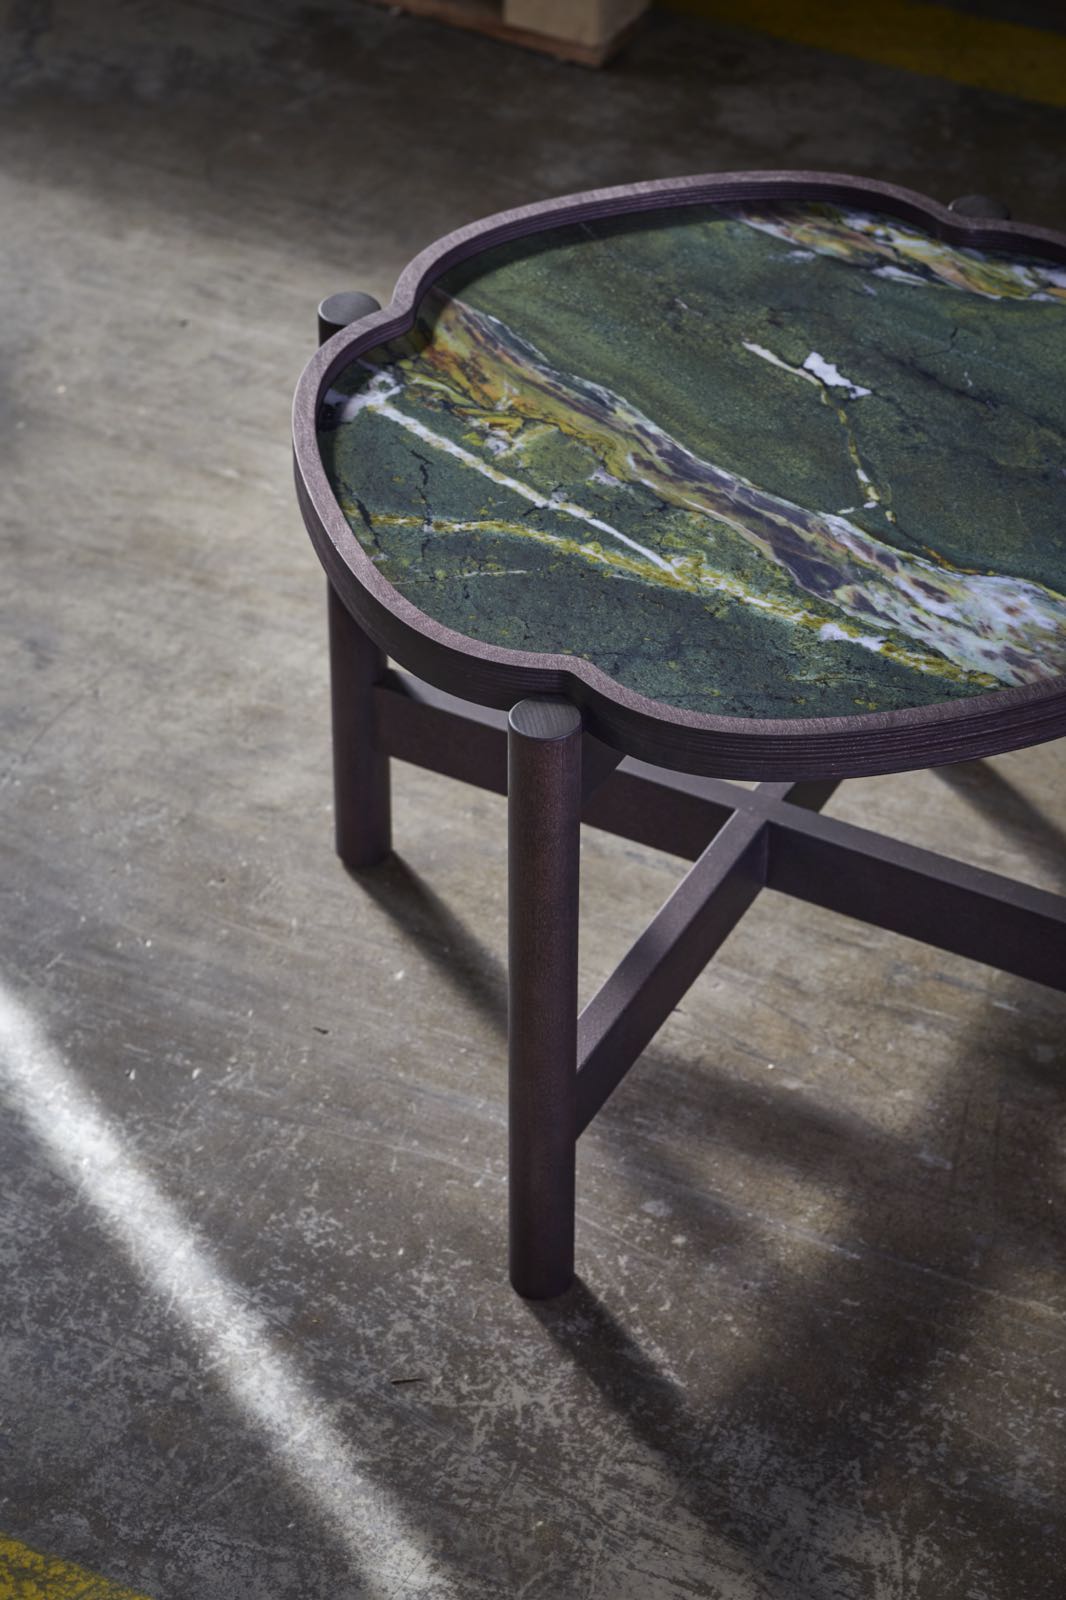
(507, 699, 583, 1298)
(328, 582, 392, 868)
(317, 290, 382, 346)
(316, 291, 391, 869)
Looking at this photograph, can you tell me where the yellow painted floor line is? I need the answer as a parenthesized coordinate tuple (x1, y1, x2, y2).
(667, 0, 1066, 108)
(0, 1536, 151, 1600)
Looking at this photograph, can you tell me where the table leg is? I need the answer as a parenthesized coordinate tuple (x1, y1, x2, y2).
(328, 581, 392, 867)
(317, 290, 382, 346)
(507, 699, 583, 1298)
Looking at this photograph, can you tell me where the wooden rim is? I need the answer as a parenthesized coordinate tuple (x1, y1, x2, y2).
(292, 170, 1066, 779)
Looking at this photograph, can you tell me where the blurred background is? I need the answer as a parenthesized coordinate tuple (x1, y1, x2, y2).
(2, 4, 1064, 1599)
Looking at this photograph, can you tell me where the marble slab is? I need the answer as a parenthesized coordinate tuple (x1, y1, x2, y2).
(319, 201, 1066, 720)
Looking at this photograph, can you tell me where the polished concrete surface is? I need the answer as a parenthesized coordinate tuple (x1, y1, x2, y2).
(1, 3, 1064, 1596)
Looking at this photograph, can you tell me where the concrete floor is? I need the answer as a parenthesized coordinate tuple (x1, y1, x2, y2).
(2, 2, 1065, 1596)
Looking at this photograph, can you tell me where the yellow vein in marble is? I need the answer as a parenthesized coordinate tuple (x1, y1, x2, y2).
(726, 204, 1066, 302)
(355, 512, 990, 683)
(397, 295, 1066, 686)
(328, 297, 1066, 686)
(741, 341, 896, 521)
(329, 371, 675, 574)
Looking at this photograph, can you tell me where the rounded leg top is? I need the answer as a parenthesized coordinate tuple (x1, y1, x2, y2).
(317, 291, 383, 347)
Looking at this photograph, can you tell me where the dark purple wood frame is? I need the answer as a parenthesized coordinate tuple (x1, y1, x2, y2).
(295, 170, 1066, 779)
(294, 173, 1066, 1297)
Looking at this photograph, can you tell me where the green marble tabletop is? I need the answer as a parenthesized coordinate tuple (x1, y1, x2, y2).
(319, 201, 1066, 720)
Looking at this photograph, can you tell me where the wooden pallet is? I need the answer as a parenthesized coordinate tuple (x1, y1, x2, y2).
(359, 0, 648, 67)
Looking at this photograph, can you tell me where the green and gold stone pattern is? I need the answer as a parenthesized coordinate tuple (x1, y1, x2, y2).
(319, 202, 1066, 720)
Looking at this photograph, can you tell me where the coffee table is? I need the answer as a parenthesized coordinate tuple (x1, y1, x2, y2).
(293, 172, 1066, 1298)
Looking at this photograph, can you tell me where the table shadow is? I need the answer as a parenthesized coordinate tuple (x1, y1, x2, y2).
(527, 987, 1065, 1598)
(344, 840, 1064, 1591)
(347, 855, 508, 1035)
(933, 759, 1066, 889)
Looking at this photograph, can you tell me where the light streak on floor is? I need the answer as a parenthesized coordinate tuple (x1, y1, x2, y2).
(0, 982, 445, 1600)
